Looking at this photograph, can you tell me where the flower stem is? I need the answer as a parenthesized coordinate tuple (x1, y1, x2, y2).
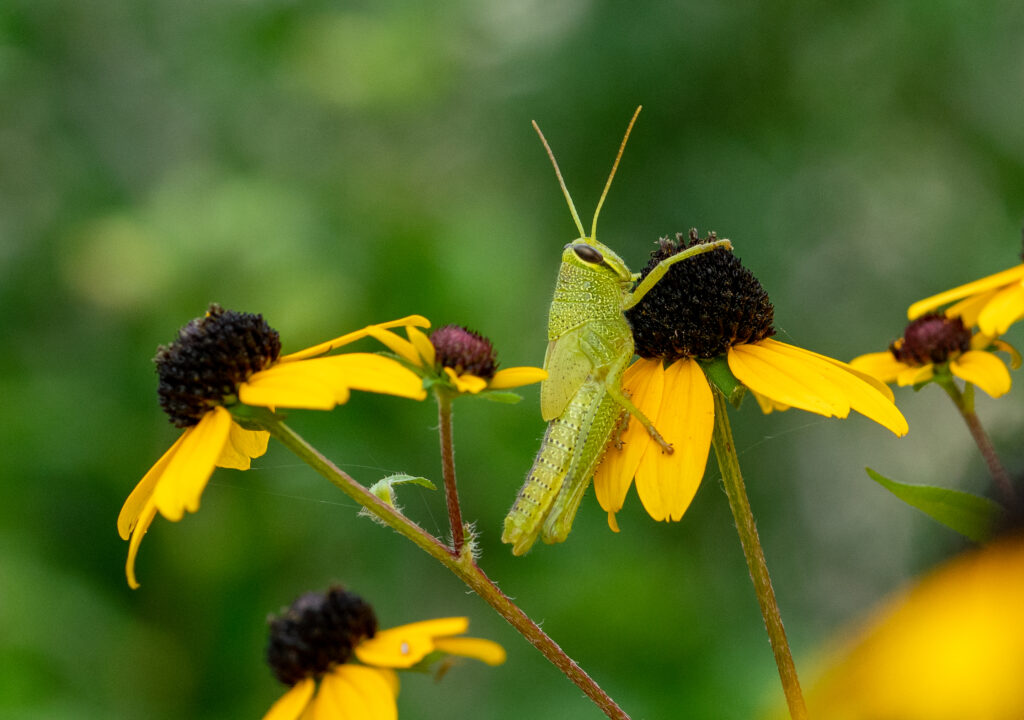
(710, 390, 808, 720)
(264, 417, 630, 720)
(939, 380, 1017, 508)
(435, 391, 465, 554)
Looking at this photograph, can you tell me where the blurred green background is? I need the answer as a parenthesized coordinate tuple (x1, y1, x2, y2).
(3, 1, 1024, 718)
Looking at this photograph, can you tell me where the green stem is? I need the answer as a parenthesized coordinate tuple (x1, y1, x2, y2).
(435, 391, 465, 553)
(710, 390, 808, 720)
(263, 417, 630, 720)
(939, 379, 1017, 508)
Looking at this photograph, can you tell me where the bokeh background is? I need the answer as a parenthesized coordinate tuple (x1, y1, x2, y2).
(3, 1, 1024, 718)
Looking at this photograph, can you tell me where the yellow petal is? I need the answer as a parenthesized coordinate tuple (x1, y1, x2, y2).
(152, 407, 233, 521)
(593, 359, 661, 515)
(432, 637, 507, 665)
(947, 288, 1001, 328)
(728, 343, 846, 417)
(606, 511, 620, 532)
(315, 666, 397, 720)
(896, 363, 934, 387)
(750, 389, 788, 414)
(325, 354, 427, 399)
(849, 351, 909, 385)
(216, 423, 270, 470)
(118, 431, 190, 540)
(364, 326, 422, 366)
(124, 502, 157, 590)
(445, 367, 488, 394)
(977, 281, 1024, 336)
(992, 338, 1023, 369)
(738, 340, 908, 436)
(634, 358, 713, 522)
(240, 362, 345, 410)
(280, 315, 431, 362)
(487, 366, 548, 389)
(951, 351, 1012, 398)
(263, 677, 315, 720)
(406, 325, 436, 367)
(908, 265, 1024, 319)
(355, 618, 470, 668)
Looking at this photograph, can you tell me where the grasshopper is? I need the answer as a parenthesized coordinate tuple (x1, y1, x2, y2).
(501, 107, 732, 555)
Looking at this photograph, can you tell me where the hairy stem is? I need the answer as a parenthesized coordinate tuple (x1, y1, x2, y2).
(435, 391, 465, 553)
(940, 379, 1017, 508)
(264, 417, 630, 720)
(710, 390, 808, 720)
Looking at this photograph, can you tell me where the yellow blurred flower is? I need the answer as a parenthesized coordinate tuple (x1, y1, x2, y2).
(367, 322, 547, 396)
(595, 232, 907, 530)
(851, 313, 1019, 399)
(909, 262, 1024, 336)
(794, 533, 1024, 720)
(118, 306, 429, 588)
(264, 588, 505, 720)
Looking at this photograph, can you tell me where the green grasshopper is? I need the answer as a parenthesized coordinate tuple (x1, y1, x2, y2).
(501, 107, 732, 555)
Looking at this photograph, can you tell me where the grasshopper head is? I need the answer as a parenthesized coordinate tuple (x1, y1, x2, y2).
(562, 238, 633, 285)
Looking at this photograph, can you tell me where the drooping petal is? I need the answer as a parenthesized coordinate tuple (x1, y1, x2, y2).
(947, 288, 1001, 328)
(355, 618, 470, 668)
(124, 502, 158, 590)
(977, 281, 1024, 336)
(896, 363, 934, 387)
(216, 423, 270, 470)
(431, 637, 507, 665)
(908, 265, 1024, 320)
(280, 315, 431, 362)
(444, 367, 488, 394)
(991, 339, 1023, 369)
(315, 665, 397, 720)
(750, 389, 789, 414)
(634, 358, 713, 522)
(363, 326, 423, 366)
(951, 351, 1012, 398)
(118, 431, 190, 540)
(736, 340, 908, 436)
(152, 406, 233, 521)
(263, 677, 316, 720)
(728, 342, 846, 417)
(849, 351, 910, 385)
(593, 359, 661, 519)
(487, 366, 549, 389)
(406, 326, 436, 368)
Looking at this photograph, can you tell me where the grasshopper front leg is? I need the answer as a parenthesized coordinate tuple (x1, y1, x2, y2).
(623, 237, 733, 310)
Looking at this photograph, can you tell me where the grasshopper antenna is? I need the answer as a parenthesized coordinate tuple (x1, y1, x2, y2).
(533, 120, 587, 239)
(591, 105, 641, 243)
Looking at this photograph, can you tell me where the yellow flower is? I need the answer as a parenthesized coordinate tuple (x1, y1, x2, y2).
(593, 232, 907, 530)
(794, 533, 1024, 720)
(118, 306, 430, 588)
(367, 322, 547, 395)
(850, 313, 1019, 399)
(909, 262, 1024, 336)
(264, 588, 505, 720)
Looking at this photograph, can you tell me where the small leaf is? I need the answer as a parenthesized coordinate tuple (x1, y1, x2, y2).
(700, 356, 746, 407)
(866, 468, 1003, 543)
(368, 474, 436, 507)
(474, 390, 522, 404)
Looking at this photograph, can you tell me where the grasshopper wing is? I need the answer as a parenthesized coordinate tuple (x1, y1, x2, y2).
(540, 328, 592, 421)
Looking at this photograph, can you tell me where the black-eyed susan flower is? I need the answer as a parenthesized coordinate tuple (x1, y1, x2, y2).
(263, 586, 505, 720)
(908, 260, 1024, 337)
(366, 322, 547, 396)
(593, 231, 908, 530)
(791, 532, 1024, 720)
(850, 313, 1020, 398)
(118, 305, 430, 588)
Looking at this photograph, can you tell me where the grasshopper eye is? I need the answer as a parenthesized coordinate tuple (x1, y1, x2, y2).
(572, 244, 604, 264)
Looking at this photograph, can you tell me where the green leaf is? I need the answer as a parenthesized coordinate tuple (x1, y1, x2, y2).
(368, 474, 436, 507)
(700, 356, 746, 408)
(866, 468, 1003, 543)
